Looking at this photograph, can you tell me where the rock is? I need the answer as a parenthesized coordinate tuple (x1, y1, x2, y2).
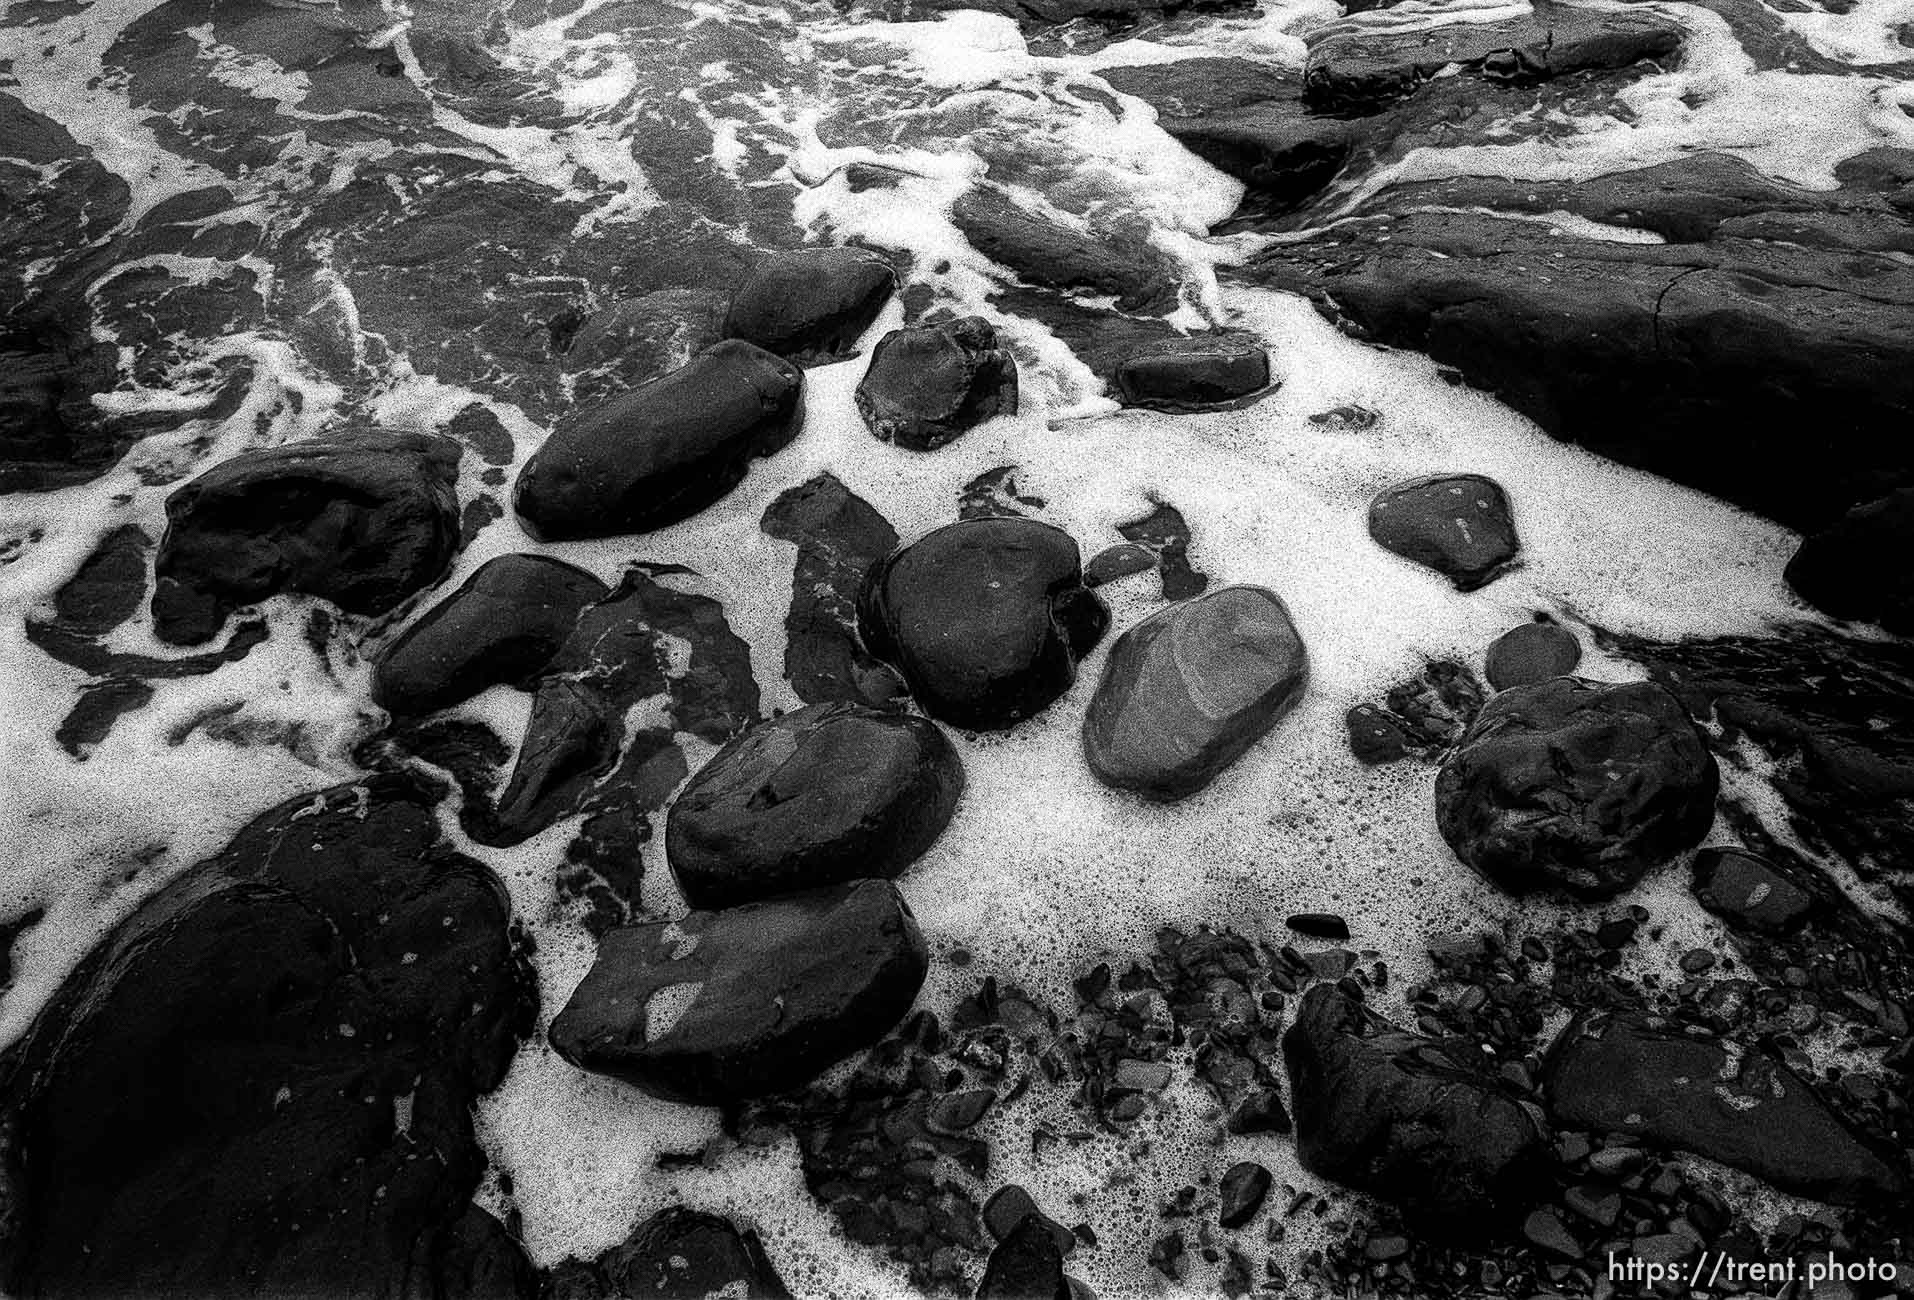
(1785, 487, 1914, 633)
(1082, 586, 1308, 800)
(1690, 847, 1818, 933)
(150, 430, 463, 645)
(1484, 620, 1583, 690)
(1284, 984, 1554, 1232)
(665, 702, 965, 909)
(1542, 1012, 1909, 1204)
(1084, 543, 1157, 588)
(514, 339, 803, 542)
(952, 187, 1178, 314)
(722, 246, 896, 365)
(0, 776, 530, 1298)
(760, 473, 904, 707)
(1116, 500, 1209, 601)
(1226, 1088, 1293, 1135)
(875, 0, 1252, 26)
(546, 1207, 792, 1300)
(1287, 913, 1350, 941)
(858, 517, 1109, 731)
(51, 524, 150, 636)
(982, 1185, 1075, 1254)
(976, 1216, 1071, 1300)
(548, 879, 928, 1104)
(1368, 474, 1520, 591)
(1113, 338, 1271, 412)
(1435, 677, 1718, 897)
(1564, 1184, 1622, 1228)
(1522, 1207, 1583, 1260)
(1217, 1162, 1271, 1229)
(928, 1088, 997, 1133)
(374, 554, 609, 716)
(856, 317, 1018, 451)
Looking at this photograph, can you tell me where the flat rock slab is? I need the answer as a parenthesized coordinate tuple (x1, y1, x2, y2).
(760, 473, 904, 707)
(1113, 337, 1272, 412)
(1083, 585, 1308, 800)
(1544, 1014, 1909, 1204)
(722, 246, 896, 366)
(549, 879, 928, 1104)
(856, 316, 1018, 451)
(1369, 474, 1520, 591)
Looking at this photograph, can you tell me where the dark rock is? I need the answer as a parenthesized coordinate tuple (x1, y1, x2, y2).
(0, 776, 530, 1299)
(1346, 703, 1413, 764)
(1217, 1162, 1271, 1229)
(1543, 1012, 1909, 1204)
(1690, 847, 1818, 933)
(1785, 487, 1914, 633)
(1083, 586, 1307, 799)
(929, 1088, 997, 1134)
(1484, 619, 1583, 690)
(1564, 1183, 1622, 1228)
(982, 1185, 1074, 1253)
(374, 554, 609, 716)
(548, 880, 928, 1104)
(722, 246, 896, 365)
(760, 473, 904, 707)
(51, 524, 150, 636)
(1084, 543, 1157, 589)
(515, 339, 803, 542)
(856, 317, 1018, 451)
(875, 0, 1251, 26)
(150, 430, 463, 645)
(1116, 500, 1208, 601)
(1113, 338, 1271, 412)
(1226, 1088, 1293, 1135)
(1522, 1207, 1583, 1260)
(665, 702, 965, 909)
(976, 1216, 1071, 1300)
(952, 187, 1178, 314)
(1287, 913, 1350, 941)
(1435, 677, 1718, 897)
(1284, 984, 1554, 1232)
(1346, 659, 1487, 766)
(1368, 474, 1520, 591)
(858, 517, 1108, 731)
(547, 1207, 791, 1300)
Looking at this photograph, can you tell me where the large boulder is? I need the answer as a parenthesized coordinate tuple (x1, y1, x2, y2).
(548, 879, 928, 1104)
(1435, 677, 1718, 897)
(721, 246, 896, 366)
(666, 702, 965, 909)
(0, 776, 532, 1299)
(514, 339, 803, 542)
(1283, 984, 1554, 1233)
(547, 1207, 792, 1300)
(1784, 487, 1914, 634)
(150, 430, 463, 645)
(855, 317, 1018, 451)
(1368, 474, 1520, 591)
(858, 517, 1109, 731)
(1543, 1012, 1910, 1205)
(1082, 586, 1308, 800)
(760, 473, 904, 707)
(373, 554, 609, 716)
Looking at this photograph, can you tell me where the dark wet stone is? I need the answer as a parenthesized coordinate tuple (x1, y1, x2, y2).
(373, 554, 609, 716)
(1346, 659, 1487, 766)
(1346, 703, 1412, 764)
(548, 879, 927, 1105)
(546, 1207, 792, 1300)
(952, 187, 1178, 314)
(1565, 1183, 1622, 1228)
(1217, 1162, 1271, 1229)
(929, 1087, 997, 1134)
(982, 1185, 1074, 1253)
(858, 517, 1109, 731)
(1543, 1012, 1909, 1204)
(150, 430, 462, 645)
(1690, 847, 1818, 933)
(1435, 677, 1718, 897)
(1785, 487, 1914, 634)
(0, 776, 531, 1298)
(0, 323, 138, 495)
(1082, 586, 1308, 800)
(51, 524, 150, 636)
(1084, 543, 1157, 588)
(1116, 500, 1208, 601)
(1368, 474, 1520, 591)
(515, 338, 803, 542)
(877, 0, 1252, 25)
(560, 288, 729, 404)
(1226, 1088, 1293, 1135)
(1287, 913, 1350, 941)
(1522, 1207, 1583, 1260)
(856, 316, 1018, 451)
(1113, 338, 1271, 412)
(976, 1216, 1071, 1300)
(760, 473, 904, 707)
(1484, 619, 1583, 690)
(1284, 984, 1554, 1232)
(722, 246, 896, 366)
(665, 702, 965, 909)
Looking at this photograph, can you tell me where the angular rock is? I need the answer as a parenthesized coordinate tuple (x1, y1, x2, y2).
(1113, 338, 1271, 412)
(1082, 586, 1308, 800)
(952, 187, 1178, 314)
(858, 517, 1109, 731)
(1084, 543, 1157, 589)
(548, 880, 928, 1104)
(760, 473, 904, 707)
(1484, 619, 1583, 690)
(722, 246, 896, 366)
(547, 1207, 791, 1300)
(1785, 487, 1914, 634)
(976, 1216, 1071, 1300)
(1284, 984, 1554, 1232)
(0, 776, 530, 1298)
(1116, 500, 1209, 601)
(1690, 847, 1819, 933)
(1543, 1013, 1909, 1204)
(856, 316, 1018, 451)
(1217, 1162, 1271, 1229)
(665, 702, 965, 909)
(374, 554, 609, 716)
(51, 524, 150, 636)
(1435, 677, 1718, 897)
(1368, 474, 1520, 591)
(150, 430, 463, 645)
(515, 339, 803, 542)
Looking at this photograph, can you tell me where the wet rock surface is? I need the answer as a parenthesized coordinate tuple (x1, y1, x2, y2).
(722, 246, 897, 366)
(1346, 659, 1486, 765)
(1484, 619, 1583, 691)
(1368, 474, 1520, 591)
(1112, 337, 1272, 412)
(1785, 487, 1914, 633)
(856, 316, 1018, 451)
(546, 1207, 792, 1300)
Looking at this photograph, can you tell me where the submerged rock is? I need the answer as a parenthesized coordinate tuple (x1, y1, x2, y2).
(51, 524, 150, 637)
(1785, 487, 1914, 634)
(722, 246, 896, 366)
(515, 339, 802, 542)
(374, 554, 609, 716)
(1082, 586, 1308, 800)
(1113, 337, 1271, 412)
(1368, 474, 1520, 591)
(952, 186, 1178, 314)
(976, 1216, 1072, 1300)
(856, 316, 1018, 451)
(1435, 677, 1718, 897)
(666, 702, 965, 908)
(150, 430, 463, 645)
(760, 473, 904, 707)
(1484, 619, 1583, 690)
(859, 517, 1109, 731)
(1690, 846, 1818, 933)
(547, 1207, 792, 1300)
(549, 879, 928, 1104)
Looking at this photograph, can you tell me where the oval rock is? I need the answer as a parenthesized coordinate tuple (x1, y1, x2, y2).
(1368, 473, 1519, 591)
(1483, 619, 1582, 690)
(722, 246, 896, 366)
